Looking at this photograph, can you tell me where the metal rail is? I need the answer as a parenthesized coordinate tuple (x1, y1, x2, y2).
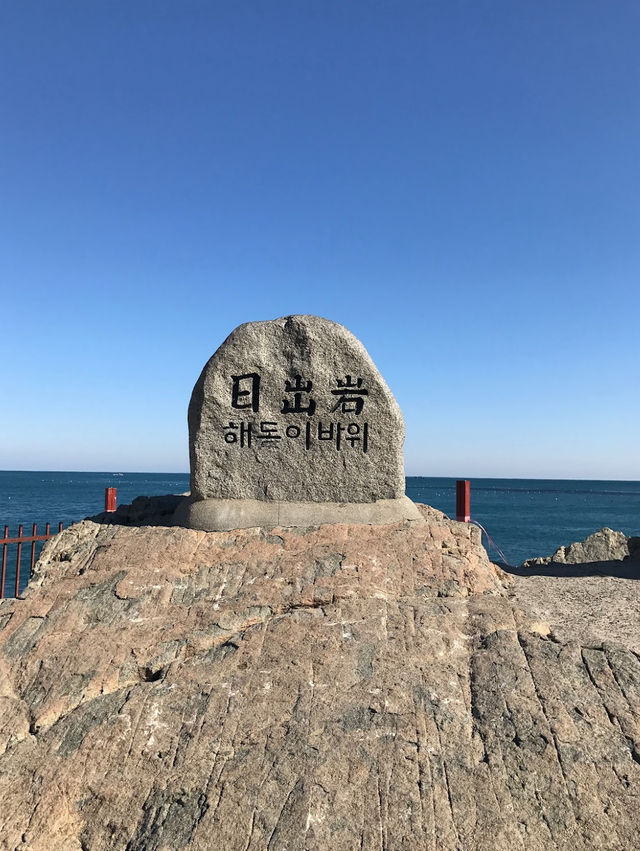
(0, 487, 118, 599)
(0, 522, 64, 599)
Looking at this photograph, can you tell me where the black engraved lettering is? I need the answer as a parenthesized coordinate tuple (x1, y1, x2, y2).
(258, 421, 281, 445)
(330, 375, 368, 415)
(317, 422, 334, 441)
(345, 423, 360, 447)
(223, 421, 252, 448)
(231, 373, 260, 413)
(281, 375, 316, 416)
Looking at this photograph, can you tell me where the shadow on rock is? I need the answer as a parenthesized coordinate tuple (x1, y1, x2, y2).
(503, 558, 640, 580)
(89, 494, 188, 527)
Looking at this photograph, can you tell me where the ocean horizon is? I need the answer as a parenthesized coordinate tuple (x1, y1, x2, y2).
(1, 470, 639, 571)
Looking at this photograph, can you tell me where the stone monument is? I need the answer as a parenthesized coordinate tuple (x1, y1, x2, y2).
(174, 315, 423, 530)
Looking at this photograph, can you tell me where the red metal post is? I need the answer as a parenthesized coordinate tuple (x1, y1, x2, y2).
(15, 524, 23, 597)
(30, 523, 37, 573)
(456, 480, 471, 522)
(105, 487, 117, 513)
(0, 525, 7, 599)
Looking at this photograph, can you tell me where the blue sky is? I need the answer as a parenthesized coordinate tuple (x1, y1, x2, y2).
(2, 1, 639, 478)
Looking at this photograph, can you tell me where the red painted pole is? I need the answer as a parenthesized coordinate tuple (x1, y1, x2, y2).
(30, 523, 37, 573)
(456, 480, 471, 522)
(0, 525, 7, 599)
(105, 487, 117, 513)
(15, 525, 23, 597)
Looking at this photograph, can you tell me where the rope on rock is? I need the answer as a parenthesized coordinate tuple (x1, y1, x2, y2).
(470, 519, 512, 568)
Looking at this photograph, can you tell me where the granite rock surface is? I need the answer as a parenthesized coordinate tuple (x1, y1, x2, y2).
(0, 507, 639, 850)
(188, 315, 406, 503)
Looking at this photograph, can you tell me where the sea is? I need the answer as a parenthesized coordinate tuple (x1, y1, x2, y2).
(1, 472, 639, 591)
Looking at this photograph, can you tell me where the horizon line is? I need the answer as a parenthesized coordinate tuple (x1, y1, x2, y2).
(1, 469, 639, 483)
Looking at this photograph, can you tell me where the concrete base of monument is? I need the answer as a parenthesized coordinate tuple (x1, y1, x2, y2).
(173, 495, 425, 531)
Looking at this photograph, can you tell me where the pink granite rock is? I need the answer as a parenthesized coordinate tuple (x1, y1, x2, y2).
(0, 506, 638, 850)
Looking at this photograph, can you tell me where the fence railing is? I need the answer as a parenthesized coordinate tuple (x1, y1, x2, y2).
(0, 522, 64, 599)
(0, 489, 119, 599)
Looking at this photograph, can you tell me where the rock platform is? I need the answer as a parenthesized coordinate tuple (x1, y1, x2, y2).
(0, 504, 639, 850)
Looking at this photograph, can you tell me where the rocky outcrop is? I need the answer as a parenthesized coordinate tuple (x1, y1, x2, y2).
(523, 527, 640, 567)
(1, 505, 639, 850)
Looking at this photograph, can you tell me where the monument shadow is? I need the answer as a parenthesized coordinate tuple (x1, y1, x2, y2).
(502, 558, 640, 581)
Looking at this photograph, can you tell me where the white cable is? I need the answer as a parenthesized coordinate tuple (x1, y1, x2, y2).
(469, 519, 512, 567)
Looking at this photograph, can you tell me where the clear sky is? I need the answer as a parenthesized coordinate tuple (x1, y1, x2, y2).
(2, 1, 639, 479)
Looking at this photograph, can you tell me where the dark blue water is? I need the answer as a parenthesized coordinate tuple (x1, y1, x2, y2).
(0, 471, 190, 531)
(1, 472, 639, 593)
(0, 471, 190, 595)
(405, 477, 640, 567)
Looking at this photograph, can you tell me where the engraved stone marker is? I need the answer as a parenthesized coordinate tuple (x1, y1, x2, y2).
(175, 315, 423, 530)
